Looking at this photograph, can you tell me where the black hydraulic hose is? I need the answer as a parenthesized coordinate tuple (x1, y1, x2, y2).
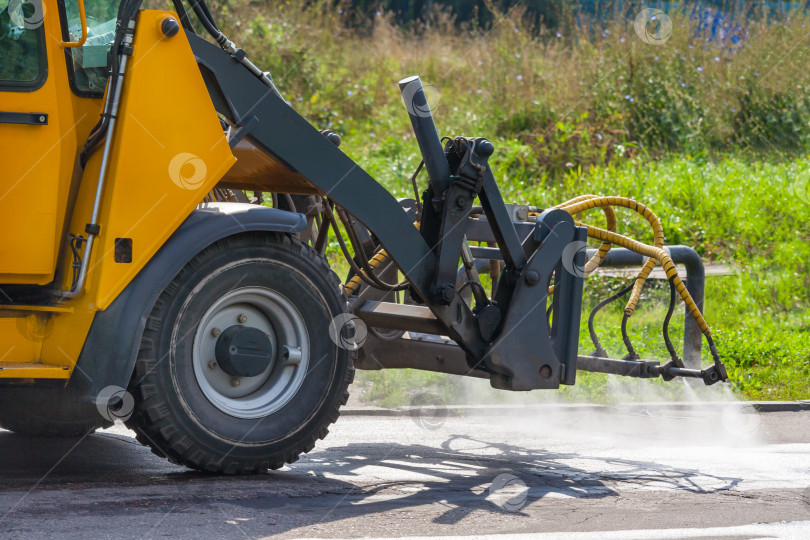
(80, 0, 143, 167)
(410, 160, 424, 215)
(706, 334, 722, 365)
(187, 0, 226, 46)
(587, 281, 636, 358)
(662, 277, 682, 365)
(367, 325, 405, 341)
(335, 205, 409, 291)
(184, 0, 283, 98)
(322, 202, 408, 292)
(80, 105, 109, 167)
(197, 0, 220, 32)
(282, 193, 296, 213)
(170, 0, 195, 32)
(621, 313, 639, 360)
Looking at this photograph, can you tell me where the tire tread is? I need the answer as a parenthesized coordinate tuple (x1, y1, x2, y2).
(126, 232, 353, 474)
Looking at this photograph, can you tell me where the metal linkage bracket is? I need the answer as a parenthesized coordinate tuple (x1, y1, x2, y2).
(484, 209, 586, 390)
(429, 138, 493, 303)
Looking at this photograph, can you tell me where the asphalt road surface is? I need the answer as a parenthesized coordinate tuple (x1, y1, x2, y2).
(1, 403, 809, 539)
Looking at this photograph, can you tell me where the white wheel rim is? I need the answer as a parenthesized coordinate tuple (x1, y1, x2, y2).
(192, 287, 309, 419)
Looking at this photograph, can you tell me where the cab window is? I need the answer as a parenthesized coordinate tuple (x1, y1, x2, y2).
(63, 0, 118, 95)
(0, 0, 46, 89)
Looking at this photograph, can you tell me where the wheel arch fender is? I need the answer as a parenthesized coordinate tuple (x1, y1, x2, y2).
(68, 203, 307, 402)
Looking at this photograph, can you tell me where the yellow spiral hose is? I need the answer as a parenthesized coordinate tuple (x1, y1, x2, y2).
(558, 196, 665, 315)
(577, 222, 710, 335)
(554, 194, 617, 276)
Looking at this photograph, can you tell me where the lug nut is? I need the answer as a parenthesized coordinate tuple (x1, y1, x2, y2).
(211, 327, 221, 337)
(237, 314, 248, 324)
(231, 377, 241, 387)
(208, 360, 217, 370)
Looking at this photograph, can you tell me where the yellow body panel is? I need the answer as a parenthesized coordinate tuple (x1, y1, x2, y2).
(0, 7, 99, 284)
(0, 8, 236, 379)
(87, 9, 236, 309)
(0, 317, 44, 365)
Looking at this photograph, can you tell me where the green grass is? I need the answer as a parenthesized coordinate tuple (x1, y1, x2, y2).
(216, 2, 810, 171)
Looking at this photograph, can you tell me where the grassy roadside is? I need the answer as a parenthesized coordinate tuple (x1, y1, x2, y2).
(217, 2, 810, 169)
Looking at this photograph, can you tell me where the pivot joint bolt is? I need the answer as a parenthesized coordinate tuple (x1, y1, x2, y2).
(431, 283, 455, 305)
(161, 17, 180, 38)
(525, 270, 540, 286)
(475, 139, 495, 157)
(237, 314, 248, 324)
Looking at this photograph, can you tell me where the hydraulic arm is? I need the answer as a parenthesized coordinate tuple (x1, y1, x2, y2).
(186, 22, 727, 389)
(21, 0, 727, 394)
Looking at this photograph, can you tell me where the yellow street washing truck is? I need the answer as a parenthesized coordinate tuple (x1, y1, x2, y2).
(0, 0, 726, 473)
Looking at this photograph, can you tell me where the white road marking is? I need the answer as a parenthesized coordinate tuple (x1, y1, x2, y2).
(298, 520, 810, 540)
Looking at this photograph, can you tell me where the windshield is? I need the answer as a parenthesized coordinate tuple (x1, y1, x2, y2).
(64, 0, 119, 93)
(0, 0, 46, 87)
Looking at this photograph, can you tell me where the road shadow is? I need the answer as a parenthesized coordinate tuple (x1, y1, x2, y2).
(0, 428, 743, 535)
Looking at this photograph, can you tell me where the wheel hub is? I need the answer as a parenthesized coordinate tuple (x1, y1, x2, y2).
(192, 287, 310, 419)
(215, 325, 275, 377)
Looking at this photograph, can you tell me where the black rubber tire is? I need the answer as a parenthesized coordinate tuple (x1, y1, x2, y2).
(125, 232, 353, 474)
